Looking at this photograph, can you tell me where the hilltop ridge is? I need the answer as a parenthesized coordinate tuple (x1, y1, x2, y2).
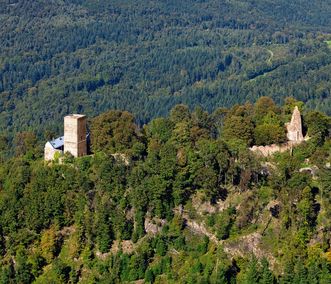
(0, 97, 331, 282)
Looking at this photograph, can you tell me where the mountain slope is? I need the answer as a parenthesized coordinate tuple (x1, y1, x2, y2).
(0, 0, 331, 138)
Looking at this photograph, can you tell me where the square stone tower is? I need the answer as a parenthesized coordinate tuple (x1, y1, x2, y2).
(64, 114, 87, 157)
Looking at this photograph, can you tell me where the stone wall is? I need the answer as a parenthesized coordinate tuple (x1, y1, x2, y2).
(250, 143, 293, 157)
(250, 106, 304, 157)
(44, 142, 62, 161)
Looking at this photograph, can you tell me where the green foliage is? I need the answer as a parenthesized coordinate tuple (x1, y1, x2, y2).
(254, 97, 280, 123)
(254, 124, 286, 146)
(243, 256, 260, 284)
(91, 110, 141, 153)
(14, 131, 40, 159)
(260, 258, 274, 284)
(1, 0, 331, 143)
(0, 100, 330, 282)
(222, 115, 255, 146)
(214, 207, 236, 240)
(305, 110, 330, 145)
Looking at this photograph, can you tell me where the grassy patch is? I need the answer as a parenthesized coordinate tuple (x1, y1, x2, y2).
(268, 44, 289, 61)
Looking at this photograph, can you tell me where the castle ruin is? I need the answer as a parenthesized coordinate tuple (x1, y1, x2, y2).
(250, 106, 304, 156)
(44, 114, 88, 161)
(286, 106, 304, 143)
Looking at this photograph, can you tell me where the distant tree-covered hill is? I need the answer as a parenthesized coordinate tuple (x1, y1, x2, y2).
(0, 0, 331, 139)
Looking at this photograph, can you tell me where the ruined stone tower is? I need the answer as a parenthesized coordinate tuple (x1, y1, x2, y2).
(286, 106, 304, 143)
(64, 114, 87, 157)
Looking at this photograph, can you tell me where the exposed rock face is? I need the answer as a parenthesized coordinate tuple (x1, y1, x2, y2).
(286, 106, 304, 143)
(111, 153, 130, 165)
(144, 217, 166, 234)
(223, 232, 277, 269)
(184, 217, 219, 244)
(299, 166, 319, 177)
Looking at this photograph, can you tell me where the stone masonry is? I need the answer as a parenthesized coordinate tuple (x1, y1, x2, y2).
(286, 106, 304, 143)
(250, 106, 304, 156)
(64, 114, 87, 157)
(44, 143, 62, 161)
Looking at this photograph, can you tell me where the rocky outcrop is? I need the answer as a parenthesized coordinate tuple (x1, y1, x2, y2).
(223, 232, 277, 268)
(173, 205, 278, 269)
(192, 194, 228, 215)
(144, 217, 166, 234)
(184, 218, 220, 244)
(299, 166, 319, 177)
(111, 153, 130, 165)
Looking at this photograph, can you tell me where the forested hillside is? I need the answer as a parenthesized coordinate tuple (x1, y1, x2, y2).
(0, 98, 331, 283)
(0, 0, 331, 140)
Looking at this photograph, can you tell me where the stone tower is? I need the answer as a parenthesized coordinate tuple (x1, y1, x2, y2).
(286, 106, 304, 143)
(64, 114, 87, 157)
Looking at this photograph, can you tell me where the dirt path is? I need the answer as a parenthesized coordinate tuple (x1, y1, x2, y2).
(266, 49, 274, 64)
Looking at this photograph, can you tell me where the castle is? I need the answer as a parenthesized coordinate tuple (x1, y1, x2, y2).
(45, 107, 304, 160)
(44, 114, 89, 161)
(250, 106, 305, 156)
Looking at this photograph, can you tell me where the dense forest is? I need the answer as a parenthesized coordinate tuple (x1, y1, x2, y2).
(1, 1, 331, 283)
(0, 0, 331, 141)
(0, 97, 331, 283)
